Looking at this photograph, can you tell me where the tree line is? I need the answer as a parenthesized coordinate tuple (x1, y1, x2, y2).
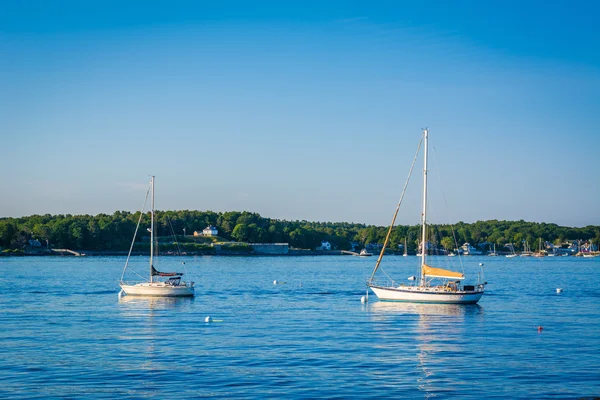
(1, 210, 599, 253)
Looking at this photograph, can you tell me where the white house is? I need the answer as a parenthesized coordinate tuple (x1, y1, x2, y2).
(316, 241, 331, 251)
(201, 225, 218, 237)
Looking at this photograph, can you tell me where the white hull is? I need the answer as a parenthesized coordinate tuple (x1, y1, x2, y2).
(120, 282, 195, 297)
(368, 284, 483, 304)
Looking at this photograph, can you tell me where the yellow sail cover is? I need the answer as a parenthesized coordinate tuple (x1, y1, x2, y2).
(423, 264, 464, 280)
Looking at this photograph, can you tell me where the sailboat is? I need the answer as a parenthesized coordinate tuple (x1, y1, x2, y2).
(487, 243, 498, 256)
(366, 129, 485, 304)
(403, 237, 408, 257)
(520, 240, 532, 257)
(505, 243, 518, 258)
(532, 238, 546, 258)
(119, 176, 195, 297)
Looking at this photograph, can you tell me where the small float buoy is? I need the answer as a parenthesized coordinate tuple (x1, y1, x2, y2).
(273, 280, 278, 285)
(361, 296, 367, 303)
(205, 316, 213, 323)
(479, 262, 484, 266)
(408, 276, 416, 281)
(537, 326, 543, 333)
(556, 288, 563, 293)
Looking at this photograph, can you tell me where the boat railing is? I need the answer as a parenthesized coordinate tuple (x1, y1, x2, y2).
(120, 280, 194, 287)
(368, 277, 404, 288)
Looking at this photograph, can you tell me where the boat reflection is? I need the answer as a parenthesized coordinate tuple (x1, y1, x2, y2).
(367, 301, 483, 398)
(369, 301, 483, 317)
(118, 293, 194, 307)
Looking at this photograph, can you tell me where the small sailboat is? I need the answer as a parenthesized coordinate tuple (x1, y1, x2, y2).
(520, 240, 532, 257)
(366, 129, 485, 304)
(505, 243, 518, 258)
(532, 238, 546, 258)
(119, 176, 195, 297)
(487, 243, 498, 256)
(403, 237, 408, 257)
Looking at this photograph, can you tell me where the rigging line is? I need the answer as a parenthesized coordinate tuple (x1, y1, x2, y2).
(369, 134, 424, 281)
(166, 214, 190, 275)
(431, 144, 465, 272)
(120, 181, 152, 282)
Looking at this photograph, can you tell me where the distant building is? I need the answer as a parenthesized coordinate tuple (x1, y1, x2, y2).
(194, 226, 219, 237)
(366, 243, 383, 252)
(316, 241, 331, 251)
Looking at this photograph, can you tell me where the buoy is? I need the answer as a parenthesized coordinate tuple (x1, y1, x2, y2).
(479, 262, 484, 266)
(273, 280, 277, 285)
(537, 326, 543, 333)
(556, 288, 563, 293)
(408, 276, 416, 281)
(361, 296, 367, 303)
(205, 316, 213, 323)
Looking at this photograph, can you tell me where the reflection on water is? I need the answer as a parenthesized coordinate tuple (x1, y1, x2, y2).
(369, 301, 483, 317)
(118, 294, 195, 310)
(368, 301, 484, 399)
(117, 295, 196, 375)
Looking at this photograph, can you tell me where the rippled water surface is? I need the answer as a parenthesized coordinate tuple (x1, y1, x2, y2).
(1, 255, 599, 399)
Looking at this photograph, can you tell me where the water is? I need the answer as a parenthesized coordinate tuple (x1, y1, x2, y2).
(1, 255, 599, 399)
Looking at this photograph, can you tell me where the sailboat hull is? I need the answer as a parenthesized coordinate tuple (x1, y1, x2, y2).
(368, 284, 483, 304)
(120, 282, 195, 297)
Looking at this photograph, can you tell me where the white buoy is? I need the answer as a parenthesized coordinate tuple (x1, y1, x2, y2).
(556, 288, 563, 293)
(408, 276, 416, 281)
(273, 280, 278, 285)
(205, 316, 213, 323)
(479, 262, 484, 266)
(361, 295, 367, 303)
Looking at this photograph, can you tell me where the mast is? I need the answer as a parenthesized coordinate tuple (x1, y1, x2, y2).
(150, 175, 155, 283)
(420, 128, 428, 285)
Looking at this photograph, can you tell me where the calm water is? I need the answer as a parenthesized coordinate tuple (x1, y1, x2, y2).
(1, 255, 599, 399)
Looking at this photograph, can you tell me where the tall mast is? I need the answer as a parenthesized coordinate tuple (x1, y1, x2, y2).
(150, 175, 155, 283)
(420, 129, 428, 285)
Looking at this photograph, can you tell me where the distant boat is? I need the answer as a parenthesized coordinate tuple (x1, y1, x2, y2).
(359, 248, 373, 257)
(532, 238, 546, 258)
(487, 244, 498, 256)
(505, 243, 518, 258)
(403, 237, 408, 257)
(520, 241, 532, 257)
(459, 243, 483, 255)
(367, 129, 485, 304)
(119, 176, 195, 297)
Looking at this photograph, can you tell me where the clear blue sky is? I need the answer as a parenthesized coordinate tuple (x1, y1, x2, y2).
(2, 1, 599, 227)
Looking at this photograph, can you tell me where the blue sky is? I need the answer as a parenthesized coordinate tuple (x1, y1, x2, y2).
(2, 1, 599, 227)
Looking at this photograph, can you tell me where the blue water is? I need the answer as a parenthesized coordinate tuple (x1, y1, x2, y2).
(1, 255, 599, 399)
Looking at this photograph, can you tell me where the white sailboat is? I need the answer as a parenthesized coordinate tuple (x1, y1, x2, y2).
(520, 240, 532, 257)
(403, 237, 408, 257)
(366, 129, 485, 304)
(119, 176, 195, 297)
(505, 243, 518, 258)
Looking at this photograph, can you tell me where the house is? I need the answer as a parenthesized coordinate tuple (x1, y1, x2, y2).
(316, 241, 331, 251)
(194, 226, 219, 237)
(28, 239, 42, 248)
(365, 243, 383, 252)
